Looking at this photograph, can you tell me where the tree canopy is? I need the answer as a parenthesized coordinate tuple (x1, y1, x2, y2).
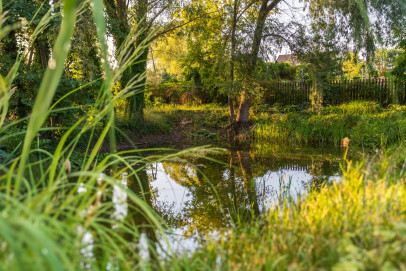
(1, 0, 405, 137)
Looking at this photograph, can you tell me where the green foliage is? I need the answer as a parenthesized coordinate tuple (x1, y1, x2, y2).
(145, 81, 189, 105)
(0, 1, 103, 144)
(144, 91, 165, 108)
(0, 2, 171, 269)
(342, 53, 364, 80)
(373, 47, 403, 77)
(254, 101, 405, 148)
(149, 34, 187, 81)
(392, 40, 406, 82)
(256, 61, 305, 81)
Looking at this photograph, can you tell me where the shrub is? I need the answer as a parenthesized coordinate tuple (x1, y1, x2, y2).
(145, 82, 190, 104)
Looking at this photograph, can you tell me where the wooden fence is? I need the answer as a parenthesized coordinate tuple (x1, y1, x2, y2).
(263, 79, 406, 106)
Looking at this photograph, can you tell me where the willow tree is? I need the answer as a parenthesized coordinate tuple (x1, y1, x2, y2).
(176, 0, 285, 129)
(231, 0, 406, 125)
(296, 0, 406, 111)
(233, 0, 281, 127)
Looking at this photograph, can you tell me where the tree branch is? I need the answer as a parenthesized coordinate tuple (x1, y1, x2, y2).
(150, 10, 218, 41)
(265, 0, 282, 14)
(236, 0, 259, 22)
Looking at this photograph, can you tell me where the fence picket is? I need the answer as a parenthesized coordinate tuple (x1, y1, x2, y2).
(263, 78, 406, 106)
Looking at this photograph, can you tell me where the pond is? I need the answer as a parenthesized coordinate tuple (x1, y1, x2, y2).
(109, 142, 344, 256)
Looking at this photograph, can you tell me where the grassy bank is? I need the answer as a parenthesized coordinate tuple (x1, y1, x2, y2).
(114, 101, 406, 151)
(5, 101, 395, 153)
(254, 101, 406, 149)
(172, 145, 406, 270)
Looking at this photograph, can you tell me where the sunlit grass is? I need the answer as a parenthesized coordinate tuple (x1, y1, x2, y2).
(254, 102, 406, 149)
(175, 145, 406, 270)
(150, 103, 226, 112)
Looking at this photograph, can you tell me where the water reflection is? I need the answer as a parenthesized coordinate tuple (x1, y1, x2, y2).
(126, 166, 159, 262)
(135, 145, 341, 236)
(109, 144, 342, 256)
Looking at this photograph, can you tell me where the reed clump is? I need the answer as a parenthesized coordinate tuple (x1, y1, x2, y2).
(0, 2, 171, 270)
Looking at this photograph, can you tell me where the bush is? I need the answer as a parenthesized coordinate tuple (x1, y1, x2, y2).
(351, 111, 404, 149)
(287, 105, 301, 112)
(146, 82, 190, 104)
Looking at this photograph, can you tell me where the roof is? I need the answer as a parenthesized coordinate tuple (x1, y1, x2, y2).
(276, 54, 300, 65)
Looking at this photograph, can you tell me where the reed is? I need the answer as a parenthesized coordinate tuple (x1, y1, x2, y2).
(0, 1, 173, 269)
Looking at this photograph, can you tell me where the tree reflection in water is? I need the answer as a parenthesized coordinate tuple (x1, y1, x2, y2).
(109, 144, 341, 257)
(134, 145, 340, 234)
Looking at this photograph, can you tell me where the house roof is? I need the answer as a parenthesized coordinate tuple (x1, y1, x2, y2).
(276, 54, 300, 65)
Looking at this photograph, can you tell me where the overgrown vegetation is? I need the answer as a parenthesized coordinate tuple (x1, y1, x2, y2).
(115, 104, 229, 145)
(114, 101, 406, 151)
(177, 145, 406, 270)
(0, 1, 169, 269)
(254, 101, 406, 149)
(1, 0, 406, 270)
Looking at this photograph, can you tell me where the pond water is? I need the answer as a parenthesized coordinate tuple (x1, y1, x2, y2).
(111, 142, 343, 256)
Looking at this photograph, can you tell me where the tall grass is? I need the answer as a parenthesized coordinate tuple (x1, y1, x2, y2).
(254, 102, 406, 149)
(0, 1, 178, 269)
(170, 145, 406, 270)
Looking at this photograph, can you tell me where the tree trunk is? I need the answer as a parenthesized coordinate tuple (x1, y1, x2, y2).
(36, 36, 53, 134)
(236, 0, 281, 127)
(236, 91, 250, 126)
(36, 38, 49, 70)
(228, 0, 238, 133)
(128, 0, 149, 123)
(150, 45, 157, 76)
(237, 149, 260, 215)
(104, 0, 147, 124)
(128, 44, 148, 123)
